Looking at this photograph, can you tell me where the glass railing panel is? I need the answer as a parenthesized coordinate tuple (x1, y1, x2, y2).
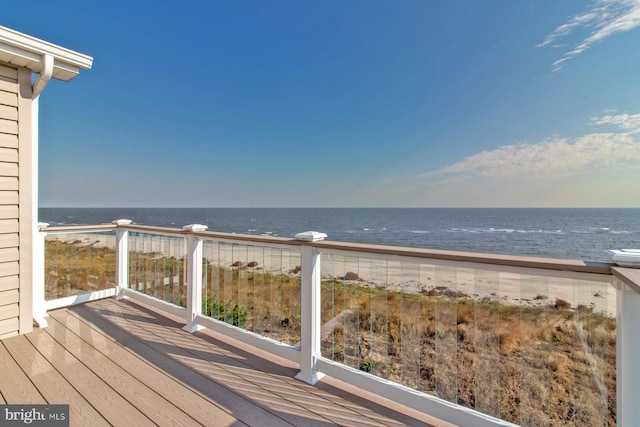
(44, 231, 116, 300)
(319, 251, 616, 426)
(471, 269, 501, 417)
(128, 232, 186, 306)
(398, 261, 422, 391)
(433, 265, 459, 404)
(320, 253, 369, 369)
(202, 240, 301, 345)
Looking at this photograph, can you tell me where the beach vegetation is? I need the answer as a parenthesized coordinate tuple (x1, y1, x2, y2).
(44, 238, 117, 299)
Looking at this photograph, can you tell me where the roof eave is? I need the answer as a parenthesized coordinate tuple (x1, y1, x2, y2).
(0, 26, 93, 81)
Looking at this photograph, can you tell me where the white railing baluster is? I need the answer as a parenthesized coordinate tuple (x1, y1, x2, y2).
(183, 224, 208, 333)
(33, 222, 49, 327)
(295, 231, 328, 385)
(113, 219, 132, 299)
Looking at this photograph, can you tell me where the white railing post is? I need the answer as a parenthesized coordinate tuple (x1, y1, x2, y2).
(294, 231, 327, 385)
(616, 279, 640, 426)
(113, 219, 132, 299)
(32, 222, 49, 327)
(183, 224, 208, 333)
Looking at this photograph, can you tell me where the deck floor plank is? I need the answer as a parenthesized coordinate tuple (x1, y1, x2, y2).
(2, 333, 109, 426)
(44, 315, 207, 427)
(24, 325, 156, 427)
(0, 343, 46, 404)
(48, 308, 244, 427)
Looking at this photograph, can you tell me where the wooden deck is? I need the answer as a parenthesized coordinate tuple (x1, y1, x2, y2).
(0, 298, 446, 426)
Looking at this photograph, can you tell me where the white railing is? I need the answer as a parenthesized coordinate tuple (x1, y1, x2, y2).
(35, 220, 640, 426)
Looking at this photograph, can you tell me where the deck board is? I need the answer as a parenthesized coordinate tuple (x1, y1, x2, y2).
(2, 332, 109, 426)
(25, 328, 156, 426)
(44, 316, 206, 427)
(1, 298, 439, 427)
(0, 343, 46, 404)
(47, 309, 239, 426)
(70, 302, 289, 426)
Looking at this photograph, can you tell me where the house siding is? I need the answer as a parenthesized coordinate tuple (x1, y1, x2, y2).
(0, 62, 29, 339)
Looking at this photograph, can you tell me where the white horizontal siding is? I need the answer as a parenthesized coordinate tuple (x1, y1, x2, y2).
(0, 204, 18, 218)
(0, 91, 17, 107)
(0, 288, 18, 305)
(0, 62, 22, 338)
(0, 219, 18, 234)
(0, 247, 18, 263)
(0, 261, 19, 278)
(0, 105, 17, 121)
(0, 317, 18, 336)
(0, 133, 18, 149)
(0, 275, 18, 292)
(0, 191, 18, 205)
(0, 232, 18, 248)
(0, 148, 18, 163)
(0, 119, 17, 134)
(0, 80, 17, 93)
(0, 161, 18, 177)
(0, 177, 18, 192)
(0, 302, 18, 321)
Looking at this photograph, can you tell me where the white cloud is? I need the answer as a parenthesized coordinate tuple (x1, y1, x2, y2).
(591, 112, 640, 129)
(539, 0, 640, 71)
(423, 112, 640, 181)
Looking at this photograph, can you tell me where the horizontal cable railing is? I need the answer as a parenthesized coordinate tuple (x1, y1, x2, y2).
(36, 220, 639, 426)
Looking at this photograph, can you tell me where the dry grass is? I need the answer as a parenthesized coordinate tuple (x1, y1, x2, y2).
(324, 289, 617, 426)
(45, 239, 116, 299)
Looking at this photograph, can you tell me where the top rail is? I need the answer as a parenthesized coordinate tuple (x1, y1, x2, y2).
(41, 224, 116, 232)
(309, 240, 613, 275)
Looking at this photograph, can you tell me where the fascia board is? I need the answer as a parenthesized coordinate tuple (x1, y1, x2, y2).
(0, 26, 92, 81)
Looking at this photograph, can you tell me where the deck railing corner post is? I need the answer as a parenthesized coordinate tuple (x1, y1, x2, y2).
(113, 219, 132, 300)
(616, 276, 640, 426)
(182, 224, 208, 333)
(32, 222, 49, 328)
(294, 231, 327, 385)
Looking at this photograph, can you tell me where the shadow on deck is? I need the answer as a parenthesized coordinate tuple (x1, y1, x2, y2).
(0, 298, 447, 426)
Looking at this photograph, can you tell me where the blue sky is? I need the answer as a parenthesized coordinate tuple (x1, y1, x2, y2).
(4, 0, 640, 207)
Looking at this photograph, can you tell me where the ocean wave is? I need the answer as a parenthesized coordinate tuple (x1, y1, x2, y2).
(444, 226, 636, 236)
(449, 227, 566, 234)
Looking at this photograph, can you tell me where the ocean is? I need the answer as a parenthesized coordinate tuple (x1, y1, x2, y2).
(39, 208, 640, 263)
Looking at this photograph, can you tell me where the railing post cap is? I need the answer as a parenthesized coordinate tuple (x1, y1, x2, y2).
(183, 224, 208, 232)
(295, 231, 328, 242)
(607, 249, 640, 268)
(113, 219, 133, 225)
